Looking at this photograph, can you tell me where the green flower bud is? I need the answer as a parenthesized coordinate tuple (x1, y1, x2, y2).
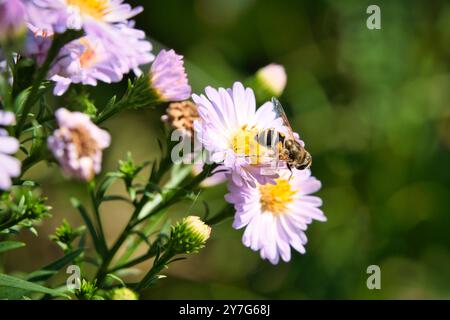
(170, 216, 211, 254)
(50, 219, 85, 253)
(110, 287, 139, 300)
(248, 64, 287, 103)
(75, 279, 102, 300)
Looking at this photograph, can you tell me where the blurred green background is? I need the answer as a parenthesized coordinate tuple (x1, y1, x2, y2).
(5, 0, 450, 299)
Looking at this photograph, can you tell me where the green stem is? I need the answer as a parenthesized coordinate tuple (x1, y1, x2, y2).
(95, 164, 217, 285)
(134, 249, 174, 292)
(95, 99, 127, 125)
(109, 250, 158, 274)
(206, 204, 235, 225)
(15, 30, 82, 137)
(89, 181, 108, 255)
(132, 163, 218, 227)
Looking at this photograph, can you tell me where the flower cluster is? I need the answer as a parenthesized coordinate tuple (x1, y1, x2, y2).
(0, 0, 326, 301)
(193, 82, 326, 264)
(22, 0, 154, 95)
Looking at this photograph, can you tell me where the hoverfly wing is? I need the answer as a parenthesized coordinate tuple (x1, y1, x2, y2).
(271, 97, 296, 140)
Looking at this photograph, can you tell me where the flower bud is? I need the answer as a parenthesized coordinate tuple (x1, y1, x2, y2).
(110, 287, 139, 300)
(170, 216, 211, 254)
(256, 64, 287, 97)
(149, 49, 191, 102)
(249, 64, 287, 102)
(0, 0, 27, 48)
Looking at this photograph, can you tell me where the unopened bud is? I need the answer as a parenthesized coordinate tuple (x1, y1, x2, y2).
(170, 216, 211, 254)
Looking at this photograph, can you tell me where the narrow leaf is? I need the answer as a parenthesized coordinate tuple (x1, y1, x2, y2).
(0, 273, 69, 298)
(0, 241, 25, 254)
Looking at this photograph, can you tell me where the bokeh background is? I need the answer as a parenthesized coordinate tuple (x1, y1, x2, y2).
(5, 0, 450, 299)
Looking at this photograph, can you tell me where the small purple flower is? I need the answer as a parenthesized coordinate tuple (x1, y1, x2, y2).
(225, 169, 326, 265)
(47, 108, 111, 181)
(0, 111, 21, 190)
(150, 49, 191, 102)
(48, 35, 123, 96)
(0, 0, 27, 41)
(27, 0, 144, 34)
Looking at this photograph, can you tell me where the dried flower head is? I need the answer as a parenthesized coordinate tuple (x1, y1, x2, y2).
(47, 108, 111, 181)
(161, 100, 198, 136)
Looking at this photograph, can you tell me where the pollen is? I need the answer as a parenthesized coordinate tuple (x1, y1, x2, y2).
(67, 0, 109, 20)
(232, 125, 268, 164)
(259, 178, 297, 214)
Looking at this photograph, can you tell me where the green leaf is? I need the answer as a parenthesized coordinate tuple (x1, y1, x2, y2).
(0, 241, 25, 254)
(27, 248, 84, 282)
(0, 273, 69, 298)
(70, 197, 104, 256)
(95, 175, 118, 205)
(106, 274, 125, 287)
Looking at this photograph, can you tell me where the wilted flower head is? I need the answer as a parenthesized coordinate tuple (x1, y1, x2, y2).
(170, 216, 211, 254)
(256, 64, 287, 97)
(0, 0, 27, 44)
(193, 82, 286, 187)
(149, 49, 191, 102)
(161, 100, 198, 136)
(47, 108, 111, 181)
(225, 169, 326, 264)
(110, 287, 138, 300)
(0, 111, 21, 190)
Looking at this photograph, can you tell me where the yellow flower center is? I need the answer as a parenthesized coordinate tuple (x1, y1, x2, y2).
(259, 178, 297, 214)
(67, 0, 109, 20)
(231, 125, 269, 164)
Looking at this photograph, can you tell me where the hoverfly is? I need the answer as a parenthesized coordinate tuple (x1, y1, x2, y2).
(256, 98, 312, 172)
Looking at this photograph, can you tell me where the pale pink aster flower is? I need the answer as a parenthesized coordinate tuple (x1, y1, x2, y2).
(149, 49, 191, 102)
(0, 111, 21, 190)
(28, 0, 143, 34)
(47, 108, 110, 181)
(225, 169, 326, 264)
(193, 82, 285, 187)
(48, 35, 124, 96)
(0, 0, 27, 41)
